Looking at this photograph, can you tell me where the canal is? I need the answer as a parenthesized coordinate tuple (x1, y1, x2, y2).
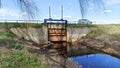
(70, 54, 120, 68)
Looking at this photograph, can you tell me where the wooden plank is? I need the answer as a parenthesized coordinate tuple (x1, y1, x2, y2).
(48, 35, 67, 41)
(48, 29, 66, 34)
(49, 34, 66, 36)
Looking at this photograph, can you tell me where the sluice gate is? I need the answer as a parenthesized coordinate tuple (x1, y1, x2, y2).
(44, 19, 68, 56)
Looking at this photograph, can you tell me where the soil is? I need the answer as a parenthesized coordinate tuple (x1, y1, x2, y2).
(17, 38, 81, 68)
(79, 35, 120, 58)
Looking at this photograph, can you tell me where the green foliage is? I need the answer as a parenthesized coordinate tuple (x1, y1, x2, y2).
(88, 25, 107, 36)
(68, 23, 95, 27)
(0, 28, 49, 68)
(0, 31, 16, 39)
(9, 43, 24, 50)
(87, 24, 120, 36)
(0, 22, 96, 28)
(0, 22, 43, 28)
(0, 51, 48, 68)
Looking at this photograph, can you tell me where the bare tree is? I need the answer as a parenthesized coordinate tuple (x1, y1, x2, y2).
(79, 0, 104, 18)
(0, 0, 104, 19)
(17, 0, 38, 19)
(0, 0, 38, 19)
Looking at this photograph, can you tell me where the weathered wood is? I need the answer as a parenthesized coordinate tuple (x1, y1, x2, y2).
(48, 35, 67, 41)
(48, 29, 66, 35)
(44, 19, 67, 56)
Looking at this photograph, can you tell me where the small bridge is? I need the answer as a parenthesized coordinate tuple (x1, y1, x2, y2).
(44, 19, 68, 56)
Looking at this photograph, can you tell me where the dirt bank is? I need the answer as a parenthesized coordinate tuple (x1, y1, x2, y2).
(79, 35, 120, 58)
(68, 25, 120, 58)
(17, 38, 81, 68)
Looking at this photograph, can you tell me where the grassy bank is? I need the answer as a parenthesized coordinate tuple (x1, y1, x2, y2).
(88, 24, 120, 36)
(0, 22, 96, 28)
(0, 31, 49, 68)
(68, 23, 95, 27)
(0, 22, 43, 28)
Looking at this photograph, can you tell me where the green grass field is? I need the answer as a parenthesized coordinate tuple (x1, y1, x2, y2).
(87, 24, 120, 37)
(0, 22, 96, 28)
(0, 31, 49, 68)
(0, 22, 43, 28)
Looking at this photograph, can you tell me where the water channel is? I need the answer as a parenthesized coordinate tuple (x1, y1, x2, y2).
(70, 54, 120, 68)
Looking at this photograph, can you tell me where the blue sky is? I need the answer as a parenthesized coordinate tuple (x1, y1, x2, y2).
(0, 0, 120, 24)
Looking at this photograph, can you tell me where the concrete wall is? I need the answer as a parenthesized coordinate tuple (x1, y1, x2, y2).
(67, 27, 94, 42)
(10, 27, 48, 44)
(10, 26, 94, 44)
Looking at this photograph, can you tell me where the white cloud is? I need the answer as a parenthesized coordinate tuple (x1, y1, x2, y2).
(20, 12, 28, 17)
(106, 0, 120, 5)
(20, 12, 27, 16)
(0, 8, 19, 17)
(104, 9, 112, 13)
(19, 12, 30, 19)
(64, 16, 72, 19)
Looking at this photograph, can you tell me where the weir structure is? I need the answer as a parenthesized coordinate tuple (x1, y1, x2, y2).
(44, 6, 68, 56)
(44, 19, 67, 56)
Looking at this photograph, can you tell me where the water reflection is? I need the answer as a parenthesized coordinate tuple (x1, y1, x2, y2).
(70, 54, 120, 68)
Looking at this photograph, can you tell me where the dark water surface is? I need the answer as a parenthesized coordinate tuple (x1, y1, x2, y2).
(71, 54, 120, 68)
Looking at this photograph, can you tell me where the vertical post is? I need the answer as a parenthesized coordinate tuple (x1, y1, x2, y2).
(61, 6, 63, 20)
(49, 6, 51, 19)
